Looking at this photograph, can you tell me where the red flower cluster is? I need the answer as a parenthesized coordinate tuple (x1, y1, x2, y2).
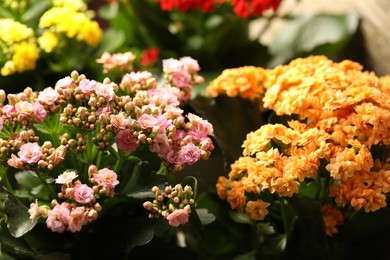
(156, 0, 224, 12)
(140, 47, 159, 67)
(231, 0, 282, 19)
(155, 0, 282, 18)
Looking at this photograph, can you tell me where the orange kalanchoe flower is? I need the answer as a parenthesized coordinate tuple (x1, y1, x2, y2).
(321, 204, 344, 236)
(214, 55, 390, 225)
(206, 66, 268, 100)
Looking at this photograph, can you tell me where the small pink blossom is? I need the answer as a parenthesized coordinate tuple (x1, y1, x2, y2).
(150, 130, 173, 160)
(55, 76, 75, 91)
(115, 129, 138, 152)
(147, 87, 180, 107)
(93, 168, 119, 189)
(110, 112, 129, 130)
(68, 207, 87, 232)
(95, 83, 115, 102)
(180, 56, 200, 73)
(55, 170, 78, 184)
(2, 105, 16, 117)
(73, 183, 95, 204)
(46, 203, 70, 233)
(79, 79, 98, 94)
(166, 209, 189, 227)
(18, 142, 43, 164)
(96, 105, 111, 117)
(7, 154, 23, 169)
(137, 114, 171, 130)
(177, 143, 201, 165)
(0, 117, 3, 131)
(32, 102, 47, 123)
(171, 70, 191, 88)
(37, 87, 59, 105)
(15, 101, 33, 116)
(162, 58, 182, 73)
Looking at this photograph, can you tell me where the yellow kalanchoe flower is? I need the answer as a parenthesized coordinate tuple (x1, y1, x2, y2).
(0, 18, 39, 76)
(38, 3, 102, 52)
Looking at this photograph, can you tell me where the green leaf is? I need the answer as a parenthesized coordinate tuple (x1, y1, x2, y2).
(0, 220, 35, 258)
(3, 195, 37, 238)
(268, 12, 359, 67)
(22, 0, 50, 24)
(261, 234, 287, 255)
(256, 222, 276, 235)
(98, 2, 119, 20)
(229, 211, 252, 225)
(0, 6, 14, 18)
(121, 161, 166, 199)
(97, 28, 126, 55)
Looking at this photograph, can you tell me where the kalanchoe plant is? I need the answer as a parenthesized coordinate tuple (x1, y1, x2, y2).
(188, 55, 390, 259)
(0, 52, 214, 258)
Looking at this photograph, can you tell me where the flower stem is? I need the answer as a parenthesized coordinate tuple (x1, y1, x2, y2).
(279, 197, 290, 237)
(36, 170, 58, 199)
(1, 167, 16, 196)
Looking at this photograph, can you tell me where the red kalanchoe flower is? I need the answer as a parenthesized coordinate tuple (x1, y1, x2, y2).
(231, 0, 282, 19)
(156, 0, 219, 12)
(140, 47, 159, 67)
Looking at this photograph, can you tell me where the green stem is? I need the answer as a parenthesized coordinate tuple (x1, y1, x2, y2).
(279, 197, 290, 237)
(1, 168, 16, 196)
(114, 151, 126, 174)
(36, 170, 58, 199)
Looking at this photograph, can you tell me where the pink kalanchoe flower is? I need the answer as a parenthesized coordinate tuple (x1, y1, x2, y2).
(115, 129, 138, 153)
(68, 207, 87, 232)
(176, 143, 201, 165)
(95, 83, 115, 102)
(7, 154, 23, 169)
(32, 102, 47, 123)
(147, 86, 180, 107)
(93, 168, 119, 189)
(37, 87, 60, 105)
(55, 170, 78, 184)
(2, 104, 16, 117)
(162, 58, 183, 73)
(79, 79, 98, 94)
(0, 117, 3, 131)
(96, 105, 111, 117)
(55, 76, 76, 91)
(46, 203, 71, 233)
(171, 70, 191, 89)
(137, 114, 172, 130)
(166, 209, 189, 227)
(149, 129, 173, 158)
(18, 142, 43, 164)
(15, 101, 33, 117)
(73, 183, 95, 204)
(179, 56, 200, 73)
(110, 112, 129, 130)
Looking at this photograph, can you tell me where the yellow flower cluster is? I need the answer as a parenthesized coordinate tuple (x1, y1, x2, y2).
(214, 56, 390, 229)
(0, 18, 39, 76)
(38, 0, 102, 52)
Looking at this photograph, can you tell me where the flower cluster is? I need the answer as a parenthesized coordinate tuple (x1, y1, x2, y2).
(0, 0, 102, 79)
(212, 55, 390, 237)
(143, 184, 195, 227)
(156, 0, 282, 19)
(29, 165, 119, 233)
(0, 19, 39, 76)
(0, 52, 213, 237)
(38, 0, 102, 52)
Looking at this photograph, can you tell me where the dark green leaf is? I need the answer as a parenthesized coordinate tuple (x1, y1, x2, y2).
(0, 220, 34, 258)
(3, 195, 37, 238)
(261, 234, 287, 255)
(121, 161, 166, 199)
